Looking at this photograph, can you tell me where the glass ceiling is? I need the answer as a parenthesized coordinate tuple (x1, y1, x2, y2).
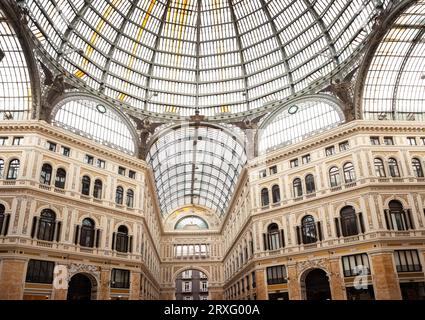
(258, 98, 344, 154)
(363, 1, 425, 121)
(26, 0, 388, 117)
(147, 124, 246, 217)
(0, 9, 32, 121)
(52, 98, 136, 154)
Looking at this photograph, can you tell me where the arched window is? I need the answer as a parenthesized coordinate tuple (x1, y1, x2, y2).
(261, 188, 269, 207)
(0, 204, 5, 234)
(329, 167, 340, 187)
(126, 189, 134, 208)
(271, 185, 280, 204)
(412, 158, 424, 178)
(40, 164, 53, 185)
(116, 225, 129, 253)
(293, 178, 303, 198)
(305, 174, 315, 194)
(116, 186, 124, 205)
(81, 176, 91, 196)
(388, 158, 400, 177)
(7, 159, 20, 180)
(343, 162, 356, 183)
(340, 206, 358, 237)
(37, 209, 56, 241)
(388, 200, 407, 231)
(374, 158, 386, 177)
(54, 168, 66, 189)
(301, 215, 317, 244)
(93, 179, 103, 199)
(267, 223, 282, 251)
(0, 159, 4, 178)
(80, 218, 95, 247)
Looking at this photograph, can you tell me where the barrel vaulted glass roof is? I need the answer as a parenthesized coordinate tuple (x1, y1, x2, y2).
(147, 125, 246, 217)
(27, 0, 389, 117)
(363, 0, 425, 121)
(0, 8, 32, 120)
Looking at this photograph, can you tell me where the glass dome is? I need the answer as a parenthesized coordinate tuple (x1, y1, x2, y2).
(362, 0, 425, 121)
(27, 0, 389, 117)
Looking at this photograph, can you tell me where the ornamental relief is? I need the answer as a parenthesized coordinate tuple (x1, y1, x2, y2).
(296, 258, 329, 275)
(67, 263, 100, 284)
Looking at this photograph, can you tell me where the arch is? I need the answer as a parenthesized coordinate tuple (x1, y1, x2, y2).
(175, 216, 209, 230)
(329, 166, 341, 187)
(305, 174, 316, 194)
(80, 218, 95, 248)
(93, 179, 103, 199)
(67, 273, 98, 301)
(115, 225, 129, 253)
(388, 158, 401, 177)
(261, 188, 270, 207)
(0, 4, 38, 121)
(172, 266, 211, 283)
(412, 158, 424, 177)
(81, 175, 91, 196)
(115, 186, 124, 205)
(37, 209, 57, 241)
(50, 94, 138, 155)
(293, 178, 303, 198)
(359, 1, 425, 121)
(0, 158, 4, 178)
(6, 158, 20, 180)
(301, 215, 317, 244)
(340, 206, 359, 237)
(40, 163, 53, 185)
(54, 168, 67, 189)
(374, 158, 386, 177)
(258, 95, 345, 154)
(301, 268, 332, 301)
(343, 162, 356, 183)
(271, 185, 281, 204)
(126, 189, 134, 208)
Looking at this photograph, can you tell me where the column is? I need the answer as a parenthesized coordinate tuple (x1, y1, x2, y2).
(0, 258, 27, 300)
(370, 252, 402, 300)
(328, 259, 346, 300)
(287, 264, 302, 300)
(98, 267, 111, 300)
(255, 269, 268, 300)
(129, 271, 141, 300)
(51, 264, 68, 300)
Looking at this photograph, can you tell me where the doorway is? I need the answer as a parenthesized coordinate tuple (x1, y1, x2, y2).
(304, 269, 332, 300)
(67, 273, 94, 300)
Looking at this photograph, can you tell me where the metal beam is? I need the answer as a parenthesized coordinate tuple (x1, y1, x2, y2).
(301, 0, 340, 66)
(259, 0, 295, 94)
(391, 26, 425, 118)
(227, 0, 249, 109)
(56, 0, 94, 60)
(100, 0, 141, 92)
(144, 0, 171, 111)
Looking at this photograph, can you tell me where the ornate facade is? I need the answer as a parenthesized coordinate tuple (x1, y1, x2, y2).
(0, 0, 425, 301)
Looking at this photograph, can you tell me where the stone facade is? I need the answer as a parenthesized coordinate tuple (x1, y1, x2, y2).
(0, 122, 425, 300)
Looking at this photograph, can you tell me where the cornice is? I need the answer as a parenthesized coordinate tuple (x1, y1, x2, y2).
(0, 121, 149, 169)
(249, 120, 425, 167)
